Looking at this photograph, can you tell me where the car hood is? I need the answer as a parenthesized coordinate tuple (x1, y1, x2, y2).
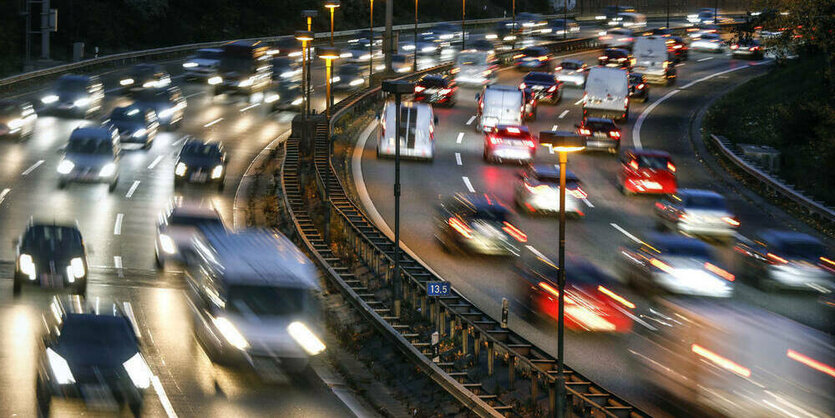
(22, 248, 83, 273)
(188, 58, 218, 66)
(55, 92, 88, 102)
(57, 344, 137, 369)
(178, 155, 221, 168)
(224, 314, 308, 357)
(64, 153, 115, 169)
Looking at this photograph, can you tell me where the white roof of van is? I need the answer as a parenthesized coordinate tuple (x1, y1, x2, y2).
(585, 67, 628, 97)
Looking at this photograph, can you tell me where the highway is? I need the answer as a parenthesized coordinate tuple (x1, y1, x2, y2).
(353, 47, 835, 416)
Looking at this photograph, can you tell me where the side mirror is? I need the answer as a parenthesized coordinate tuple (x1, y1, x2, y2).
(434, 116, 439, 125)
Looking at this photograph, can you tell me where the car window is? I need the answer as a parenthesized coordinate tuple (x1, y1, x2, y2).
(182, 143, 221, 158)
(470, 206, 509, 223)
(636, 155, 669, 169)
(56, 78, 88, 92)
(23, 225, 83, 251)
(169, 213, 223, 228)
(586, 120, 615, 130)
(523, 48, 547, 56)
(662, 242, 711, 258)
(227, 285, 310, 316)
(772, 239, 825, 259)
(525, 73, 555, 83)
(420, 77, 447, 88)
(57, 315, 136, 349)
(561, 62, 580, 70)
(683, 194, 727, 210)
(110, 108, 145, 123)
(67, 137, 113, 155)
(196, 50, 221, 60)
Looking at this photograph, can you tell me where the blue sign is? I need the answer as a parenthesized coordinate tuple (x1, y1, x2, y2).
(427, 281, 451, 297)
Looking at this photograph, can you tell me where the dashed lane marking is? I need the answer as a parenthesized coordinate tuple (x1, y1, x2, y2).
(610, 223, 643, 244)
(462, 176, 475, 192)
(456, 132, 464, 144)
(466, 115, 476, 125)
(171, 136, 187, 147)
(203, 117, 223, 127)
(147, 155, 164, 170)
(22, 160, 44, 176)
(551, 124, 559, 131)
(574, 98, 584, 105)
(558, 110, 569, 118)
(455, 153, 462, 165)
(698, 57, 713, 62)
(125, 180, 140, 198)
(583, 199, 594, 208)
(113, 256, 124, 278)
(114, 213, 124, 235)
(0, 188, 10, 206)
(240, 103, 260, 112)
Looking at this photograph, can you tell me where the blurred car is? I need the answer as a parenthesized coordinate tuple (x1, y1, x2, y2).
(735, 230, 834, 293)
(57, 126, 120, 191)
(274, 36, 304, 61)
(399, 36, 438, 56)
(597, 5, 636, 22)
(519, 72, 561, 104)
(619, 233, 734, 297)
(644, 27, 673, 37)
(182, 48, 222, 80)
(487, 20, 521, 45)
(666, 36, 689, 61)
(266, 82, 304, 111)
(36, 297, 149, 416)
(413, 74, 457, 107)
(431, 22, 461, 45)
(0, 99, 37, 139)
(332, 64, 366, 91)
(105, 106, 159, 150)
(483, 124, 536, 163)
(554, 59, 588, 87)
(627, 72, 649, 102)
(513, 46, 550, 70)
(120, 63, 171, 93)
(39, 75, 104, 119)
(618, 148, 676, 195)
(687, 24, 720, 39)
(155, 202, 225, 268)
(691, 32, 725, 52)
(174, 137, 227, 190)
(453, 50, 496, 86)
(271, 56, 301, 83)
(391, 54, 412, 73)
(544, 18, 580, 36)
(514, 164, 587, 217)
(730, 38, 764, 59)
(655, 189, 739, 241)
(436, 193, 525, 256)
(133, 86, 186, 128)
(598, 28, 635, 49)
(576, 117, 621, 153)
(466, 40, 495, 54)
(13, 222, 88, 296)
(515, 246, 634, 332)
(598, 48, 633, 69)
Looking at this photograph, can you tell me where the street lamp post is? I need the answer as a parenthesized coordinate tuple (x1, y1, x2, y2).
(325, 0, 341, 46)
(538, 130, 586, 418)
(303, 10, 318, 117)
(511, 0, 516, 51)
(369, 0, 375, 80)
(295, 31, 314, 121)
(666, 0, 671, 28)
(413, 0, 419, 72)
(461, 0, 466, 50)
(319, 46, 340, 243)
(381, 80, 414, 318)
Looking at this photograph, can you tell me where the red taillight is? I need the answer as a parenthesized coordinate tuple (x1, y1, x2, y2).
(767, 252, 788, 264)
(519, 82, 526, 89)
(439, 88, 452, 95)
(524, 140, 536, 148)
(609, 130, 621, 139)
(579, 128, 591, 136)
(555, 66, 562, 71)
(547, 85, 557, 93)
(730, 44, 739, 50)
(569, 187, 587, 199)
(502, 221, 527, 242)
(655, 202, 666, 210)
(598, 285, 635, 309)
(667, 162, 676, 172)
(629, 160, 639, 170)
(704, 262, 735, 282)
(489, 136, 502, 145)
(637, 83, 645, 89)
(449, 217, 473, 239)
(722, 216, 740, 227)
(692, 344, 751, 378)
(414, 86, 425, 93)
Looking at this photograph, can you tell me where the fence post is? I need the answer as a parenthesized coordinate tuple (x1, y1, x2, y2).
(508, 355, 515, 389)
(487, 341, 494, 376)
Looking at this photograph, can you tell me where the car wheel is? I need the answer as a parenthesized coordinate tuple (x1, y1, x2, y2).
(36, 376, 50, 417)
(75, 282, 87, 297)
(217, 181, 225, 192)
(142, 140, 152, 150)
(13, 274, 22, 296)
(155, 252, 164, 270)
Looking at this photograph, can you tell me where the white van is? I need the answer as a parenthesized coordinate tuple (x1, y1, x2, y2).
(185, 227, 324, 373)
(378, 101, 436, 161)
(453, 50, 496, 86)
(632, 36, 677, 85)
(476, 84, 524, 132)
(583, 67, 629, 122)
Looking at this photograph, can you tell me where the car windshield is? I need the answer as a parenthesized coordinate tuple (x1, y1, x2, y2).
(227, 285, 310, 316)
(419, 77, 447, 88)
(586, 120, 615, 131)
(23, 225, 83, 251)
(130, 67, 159, 78)
(607, 50, 628, 58)
(58, 315, 136, 349)
(0, 102, 19, 113)
(525, 73, 554, 83)
(561, 62, 580, 70)
(773, 239, 826, 259)
(457, 52, 487, 65)
(702, 33, 720, 40)
(135, 89, 170, 103)
(523, 48, 547, 57)
(662, 242, 712, 258)
(169, 213, 222, 228)
(683, 194, 727, 210)
(338, 66, 360, 76)
(196, 50, 221, 60)
(67, 137, 113, 155)
(182, 143, 221, 158)
(470, 207, 509, 223)
(629, 74, 644, 84)
(536, 174, 580, 187)
(636, 155, 669, 169)
(272, 57, 293, 68)
(56, 78, 87, 92)
(110, 108, 145, 123)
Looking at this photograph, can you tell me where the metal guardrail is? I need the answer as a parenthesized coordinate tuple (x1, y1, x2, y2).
(708, 134, 835, 226)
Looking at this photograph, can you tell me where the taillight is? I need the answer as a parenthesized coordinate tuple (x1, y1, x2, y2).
(667, 162, 676, 172)
(609, 130, 621, 139)
(502, 221, 527, 242)
(449, 217, 473, 239)
(704, 262, 735, 281)
(678, 213, 690, 221)
(579, 128, 591, 136)
(629, 160, 639, 170)
(650, 258, 674, 273)
(538, 56, 548, 61)
(547, 85, 557, 93)
(519, 82, 526, 89)
(598, 285, 635, 309)
(637, 83, 645, 89)
(489, 136, 502, 145)
(598, 55, 608, 61)
(730, 44, 739, 50)
(414, 86, 425, 93)
(673, 44, 683, 49)
(767, 253, 788, 264)
(569, 187, 587, 199)
(439, 88, 452, 95)
(722, 216, 740, 227)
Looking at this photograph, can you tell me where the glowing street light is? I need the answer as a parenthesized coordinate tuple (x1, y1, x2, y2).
(295, 30, 314, 120)
(319, 46, 340, 242)
(302, 10, 318, 116)
(324, 0, 341, 46)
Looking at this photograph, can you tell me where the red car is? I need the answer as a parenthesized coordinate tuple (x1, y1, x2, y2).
(516, 247, 634, 333)
(666, 36, 689, 62)
(484, 124, 537, 163)
(618, 148, 677, 195)
(413, 74, 457, 107)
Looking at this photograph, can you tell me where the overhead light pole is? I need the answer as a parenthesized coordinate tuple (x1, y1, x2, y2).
(325, 0, 341, 46)
(319, 46, 340, 243)
(413, 0, 419, 72)
(302, 10, 318, 117)
(369, 0, 375, 80)
(564, 0, 568, 40)
(295, 31, 314, 121)
(381, 79, 414, 318)
(461, 0, 467, 50)
(511, 0, 516, 50)
(538, 130, 586, 418)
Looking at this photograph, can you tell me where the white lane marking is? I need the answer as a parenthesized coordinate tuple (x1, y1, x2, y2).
(185, 91, 205, 99)
(632, 89, 681, 149)
(171, 136, 187, 147)
(113, 256, 123, 278)
(677, 63, 686, 67)
(466, 115, 476, 125)
(574, 98, 584, 105)
(680, 64, 756, 90)
(462, 176, 475, 192)
(456, 132, 465, 143)
(455, 153, 462, 165)
(21, 160, 44, 176)
(0, 188, 10, 206)
(203, 117, 223, 127)
(113, 213, 124, 235)
(240, 103, 260, 112)
(558, 110, 569, 118)
(151, 375, 178, 418)
(583, 199, 594, 208)
(147, 155, 164, 170)
(610, 223, 643, 244)
(125, 180, 140, 198)
(698, 57, 713, 62)
(551, 124, 559, 131)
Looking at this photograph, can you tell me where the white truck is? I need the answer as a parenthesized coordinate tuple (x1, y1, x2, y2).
(632, 36, 677, 85)
(476, 85, 524, 132)
(583, 67, 629, 122)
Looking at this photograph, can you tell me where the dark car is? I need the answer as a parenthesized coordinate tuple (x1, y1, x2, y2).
(133, 86, 186, 128)
(730, 38, 764, 59)
(14, 222, 88, 296)
(545, 18, 580, 36)
(519, 72, 561, 104)
(598, 48, 632, 69)
(576, 117, 621, 153)
(39, 75, 105, 119)
(332, 64, 366, 91)
(267, 82, 304, 111)
(174, 137, 227, 190)
(734, 230, 834, 292)
(435, 193, 526, 256)
(271, 56, 301, 83)
(119, 63, 171, 93)
(106, 106, 159, 149)
(628, 73, 650, 102)
(513, 47, 550, 70)
(36, 297, 149, 416)
(666, 36, 689, 61)
(0, 99, 37, 139)
(466, 40, 495, 53)
(275, 36, 304, 61)
(645, 27, 673, 37)
(413, 74, 457, 106)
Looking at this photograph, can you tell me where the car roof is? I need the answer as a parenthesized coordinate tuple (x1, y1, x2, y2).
(486, 84, 519, 92)
(198, 48, 223, 53)
(523, 46, 548, 53)
(449, 193, 508, 212)
(584, 117, 615, 124)
(420, 74, 449, 82)
(70, 126, 114, 138)
(677, 189, 724, 199)
(530, 164, 578, 180)
(50, 295, 126, 317)
(757, 229, 822, 245)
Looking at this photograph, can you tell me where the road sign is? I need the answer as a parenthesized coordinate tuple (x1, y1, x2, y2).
(427, 281, 451, 297)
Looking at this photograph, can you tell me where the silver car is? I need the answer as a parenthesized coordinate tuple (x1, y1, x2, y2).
(57, 127, 120, 192)
(155, 203, 225, 268)
(735, 230, 834, 293)
(514, 164, 587, 217)
(554, 59, 588, 87)
(655, 189, 739, 242)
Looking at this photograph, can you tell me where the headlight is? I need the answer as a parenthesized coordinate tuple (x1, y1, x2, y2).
(291, 97, 303, 106)
(183, 61, 198, 68)
(359, 54, 371, 60)
(331, 76, 341, 83)
(280, 71, 296, 78)
(238, 77, 254, 87)
(57, 159, 74, 174)
(265, 93, 279, 103)
(69, 257, 85, 279)
(422, 46, 437, 53)
(120, 78, 134, 86)
(41, 95, 59, 104)
(123, 353, 152, 389)
(8, 118, 24, 129)
(175, 162, 187, 176)
(213, 317, 249, 350)
(486, 34, 498, 39)
(158, 233, 177, 254)
(340, 52, 353, 58)
(158, 108, 174, 119)
(288, 321, 326, 355)
(19, 253, 36, 279)
(211, 165, 223, 179)
(47, 348, 75, 384)
(349, 79, 364, 86)
(208, 76, 223, 85)
(132, 128, 147, 138)
(99, 162, 116, 177)
(74, 98, 91, 107)
(142, 81, 156, 88)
